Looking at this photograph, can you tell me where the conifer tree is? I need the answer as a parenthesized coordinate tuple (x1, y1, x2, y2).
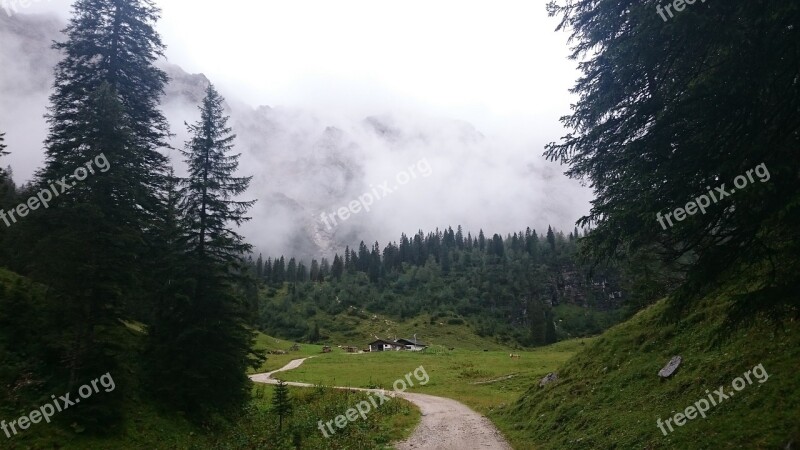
(320, 257, 331, 278)
(142, 168, 196, 403)
(545, 0, 799, 312)
(546, 226, 556, 252)
(310, 259, 320, 282)
(159, 83, 261, 418)
(25, 0, 171, 426)
(272, 380, 292, 431)
(287, 258, 297, 283)
(331, 254, 344, 280)
(296, 262, 308, 282)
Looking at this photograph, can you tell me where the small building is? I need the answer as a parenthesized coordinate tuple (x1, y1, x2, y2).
(396, 338, 428, 351)
(368, 339, 404, 352)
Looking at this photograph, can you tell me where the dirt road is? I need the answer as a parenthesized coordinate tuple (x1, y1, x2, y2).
(249, 358, 513, 450)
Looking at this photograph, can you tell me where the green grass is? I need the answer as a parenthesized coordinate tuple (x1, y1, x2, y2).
(5, 378, 419, 449)
(250, 332, 331, 373)
(273, 339, 587, 414)
(491, 292, 800, 449)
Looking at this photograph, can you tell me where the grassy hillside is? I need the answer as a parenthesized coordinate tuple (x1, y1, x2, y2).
(492, 290, 800, 449)
(250, 332, 329, 372)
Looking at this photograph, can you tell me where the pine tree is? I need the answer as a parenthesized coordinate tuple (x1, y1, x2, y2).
(455, 225, 464, 249)
(287, 258, 297, 283)
(358, 241, 370, 272)
(142, 168, 196, 407)
(296, 262, 308, 282)
(331, 254, 344, 280)
(160, 83, 261, 418)
(24, 0, 171, 426)
(310, 259, 320, 282)
(545, 0, 799, 313)
(272, 380, 293, 431)
(264, 258, 273, 282)
(256, 254, 264, 279)
(546, 226, 556, 252)
(273, 256, 286, 283)
(319, 257, 331, 279)
(368, 242, 382, 282)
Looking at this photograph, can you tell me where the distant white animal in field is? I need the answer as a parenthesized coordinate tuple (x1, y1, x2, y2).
(509, 354, 521, 359)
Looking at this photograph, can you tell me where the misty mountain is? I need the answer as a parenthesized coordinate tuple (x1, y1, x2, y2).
(0, 12, 591, 260)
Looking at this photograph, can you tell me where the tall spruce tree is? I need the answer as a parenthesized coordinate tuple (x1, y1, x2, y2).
(22, 0, 171, 426)
(164, 83, 261, 418)
(545, 0, 800, 315)
(546, 226, 556, 252)
(142, 168, 196, 406)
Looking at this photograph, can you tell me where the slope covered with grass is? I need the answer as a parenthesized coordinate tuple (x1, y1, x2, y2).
(492, 290, 800, 449)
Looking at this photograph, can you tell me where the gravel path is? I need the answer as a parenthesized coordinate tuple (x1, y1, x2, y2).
(249, 357, 513, 450)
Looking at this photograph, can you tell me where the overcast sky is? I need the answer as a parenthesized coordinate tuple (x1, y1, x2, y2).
(3, 0, 593, 253)
(17, 0, 578, 136)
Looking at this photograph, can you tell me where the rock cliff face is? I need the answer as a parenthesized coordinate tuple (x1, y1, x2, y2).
(551, 265, 623, 310)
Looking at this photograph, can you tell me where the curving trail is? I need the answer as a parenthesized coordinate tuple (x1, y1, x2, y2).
(249, 357, 513, 450)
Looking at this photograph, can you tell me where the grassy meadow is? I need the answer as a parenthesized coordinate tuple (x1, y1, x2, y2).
(272, 339, 588, 414)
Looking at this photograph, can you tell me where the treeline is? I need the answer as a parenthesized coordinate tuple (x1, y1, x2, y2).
(256, 226, 578, 284)
(251, 225, 675, 346)
(0, 0, 259, 432)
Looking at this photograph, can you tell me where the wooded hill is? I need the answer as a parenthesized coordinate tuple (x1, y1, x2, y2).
(250, 225, 679, 347)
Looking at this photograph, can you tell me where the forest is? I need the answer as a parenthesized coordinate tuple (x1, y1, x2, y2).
(251, 225, 675, 346)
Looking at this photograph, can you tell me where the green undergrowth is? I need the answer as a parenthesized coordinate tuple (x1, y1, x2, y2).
(4, 383, 418, 449)
(492, 289, 800, 449)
